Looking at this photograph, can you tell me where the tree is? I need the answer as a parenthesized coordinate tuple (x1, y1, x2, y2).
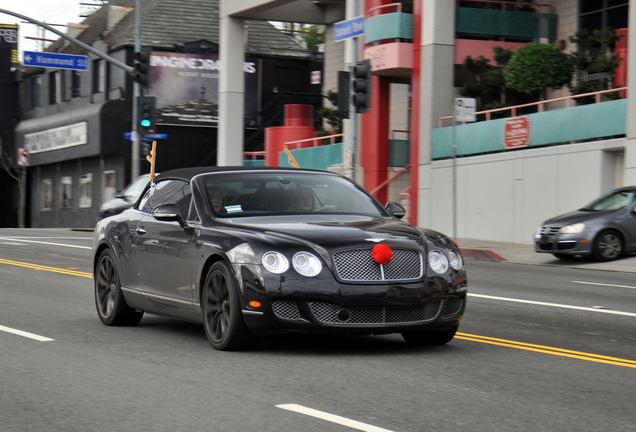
(316, 89, 342, 136)
(568, 28, 623, 100)
(504, 43, 574, 99)
(459, 46, 514, 111)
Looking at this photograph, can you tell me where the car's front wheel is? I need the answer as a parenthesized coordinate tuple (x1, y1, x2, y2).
(95, 249, 143, 326)
(401, 324, 459, 346)
(593, 230, 623, 261)
(201, 261, 255, 351)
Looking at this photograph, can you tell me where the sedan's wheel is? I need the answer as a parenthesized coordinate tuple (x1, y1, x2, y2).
(593, 230, 623, 261)
(202, 262, 255, 351)
(95, 249, 143, 326)
(401, 324, 459, 346)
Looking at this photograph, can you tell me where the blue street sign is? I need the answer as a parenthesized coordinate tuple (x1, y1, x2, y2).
(124, 132, 169, 140)
(23, 51, 89, 71)
(334, 16, 365, 42)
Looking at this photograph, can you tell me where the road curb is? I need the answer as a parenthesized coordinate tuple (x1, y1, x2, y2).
(460, 248, 507, 262)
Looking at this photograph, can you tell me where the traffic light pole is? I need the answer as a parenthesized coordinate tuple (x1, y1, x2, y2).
(343, 0, 358, 181)
(131, 0, 141, 180)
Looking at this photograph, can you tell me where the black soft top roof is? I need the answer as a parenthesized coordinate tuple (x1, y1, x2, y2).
(153, 166, 328, 182)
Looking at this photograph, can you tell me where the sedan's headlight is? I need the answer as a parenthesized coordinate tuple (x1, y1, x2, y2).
(560, 223, 585, 234)
(448, 250, 463, 270)
(292, 251, 322, 277)
(428, 249, 449, 274)
(262, 251, 289, 274)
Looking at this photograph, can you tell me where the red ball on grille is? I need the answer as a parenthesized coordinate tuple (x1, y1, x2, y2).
(372, 244, 392, 264)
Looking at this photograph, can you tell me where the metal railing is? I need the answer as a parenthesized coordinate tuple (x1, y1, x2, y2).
(438, 87, 628, 128)
(283, 133, 344, 150)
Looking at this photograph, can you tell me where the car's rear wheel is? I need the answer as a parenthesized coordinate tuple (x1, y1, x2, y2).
(593, 230, 623, 261)
(202, 261, 255, 351)
(401, 324, 459, 346)
(95, 249, 143, 326)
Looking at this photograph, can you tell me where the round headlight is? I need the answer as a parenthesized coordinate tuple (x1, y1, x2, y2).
(292, 251, 322, 277)
(262, 251, 289, 274)
(428, 249, 449, 274)
(448, 250, 463, 270)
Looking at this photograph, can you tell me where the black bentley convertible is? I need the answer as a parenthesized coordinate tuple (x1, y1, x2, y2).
(93, 167, 467, 350)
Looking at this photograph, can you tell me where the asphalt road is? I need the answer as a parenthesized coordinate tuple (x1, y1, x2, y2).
(0, 228, 634, 432)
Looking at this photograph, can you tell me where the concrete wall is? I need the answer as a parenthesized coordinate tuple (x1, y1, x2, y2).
(427, 138, 628, 244)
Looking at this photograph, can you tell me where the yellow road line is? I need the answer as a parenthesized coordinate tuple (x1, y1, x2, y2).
(457, 332, 636, 369)
(0, 258, 92, 278)
(1, 258, 634, 368)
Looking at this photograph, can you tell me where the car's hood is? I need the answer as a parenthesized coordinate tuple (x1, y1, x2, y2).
(222, 215, 452, 250)
(542, 209, 618, 226)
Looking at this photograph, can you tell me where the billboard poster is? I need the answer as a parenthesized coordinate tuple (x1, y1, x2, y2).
(0, 24, 18, 81)
(148, 51, 258, 128)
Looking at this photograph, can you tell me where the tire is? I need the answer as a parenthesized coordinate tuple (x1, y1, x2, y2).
(94, 249, 143, 326)
(201, 262, 255, 351)
(402, 324, 459, 346)
(593, 230, 623, 261)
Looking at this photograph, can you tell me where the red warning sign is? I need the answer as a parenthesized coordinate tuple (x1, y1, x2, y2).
(504, 116, 530, 149)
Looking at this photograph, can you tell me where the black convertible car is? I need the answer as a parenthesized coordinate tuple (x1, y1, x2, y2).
(93, 167, 467, 350)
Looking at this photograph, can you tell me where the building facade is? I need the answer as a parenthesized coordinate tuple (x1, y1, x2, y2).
(11, 0, 319, 227)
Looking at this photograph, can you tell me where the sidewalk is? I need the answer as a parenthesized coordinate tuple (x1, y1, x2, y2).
(457, 238, 636, 273)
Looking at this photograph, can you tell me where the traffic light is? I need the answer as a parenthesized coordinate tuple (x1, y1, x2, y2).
(351, 59, 371, 114)
(137, 96, 156, 135)
(134, 47, 151, 88)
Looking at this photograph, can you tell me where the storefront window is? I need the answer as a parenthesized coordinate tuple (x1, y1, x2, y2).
(42, 179, 53, 211)
(30, 76, 42, 109)
(60, 176, 73, 209)
(49, 71, 61, 105)
(79, 173, 93, 208)
(92, 59, 106, 93)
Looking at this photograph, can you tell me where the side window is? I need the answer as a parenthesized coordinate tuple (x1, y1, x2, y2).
(137, 179, 191, 214)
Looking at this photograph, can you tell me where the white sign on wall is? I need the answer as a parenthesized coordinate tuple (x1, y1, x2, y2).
(454, 98, 476, 122)
(24, 122, 88, 154)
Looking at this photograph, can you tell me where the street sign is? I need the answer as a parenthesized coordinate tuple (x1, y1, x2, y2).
(17, 148, 29, 166)
(504, 116, 530, 149)
(23, 51, 88, 71)
(454, 98, 476, 122)
(124, 132, 168, 140)
(334, 16, 365, 42)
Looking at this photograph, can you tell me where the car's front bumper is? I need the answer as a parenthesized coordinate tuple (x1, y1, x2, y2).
(241, 271, 467, 334)
(534, 233, 594, 256)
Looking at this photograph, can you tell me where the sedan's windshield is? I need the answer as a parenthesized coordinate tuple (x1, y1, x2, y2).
(195, 172, 387, 218)
(581, 190, 636, 211)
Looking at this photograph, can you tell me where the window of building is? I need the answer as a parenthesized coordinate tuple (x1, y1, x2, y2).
(30, 75, 42, 109)
(72, 70, 82, 98)
(103, 170, 117, 203)
(60, 176, 73, 209)
(79, 173, 93, 208)
(42, 178, 53, 211)
(49, 71, 61, 105)
(580, 1, 628, 32)
(92, 58, 106, 93)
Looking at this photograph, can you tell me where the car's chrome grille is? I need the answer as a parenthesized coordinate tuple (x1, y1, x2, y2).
(332, 248, 422, 281)
(442, 298, 464, 318)
(272, 301, 301, 321)
(539, 226, 560, 236)
(308, 300, 442, 325)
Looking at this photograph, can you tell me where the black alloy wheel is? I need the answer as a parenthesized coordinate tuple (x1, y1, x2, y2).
(95, 249, 143, 326)
(202, 261, 255, 351)
(401, 324, 459, 346)
(593, 230, 623, 261)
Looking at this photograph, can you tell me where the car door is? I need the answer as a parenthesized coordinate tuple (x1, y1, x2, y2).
(134, 179, 196, 309)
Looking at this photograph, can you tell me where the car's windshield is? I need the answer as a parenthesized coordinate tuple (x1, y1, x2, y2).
(196, 172, 387, 218)
(122, 175, 152, 200)
(581, 190, 636, 211)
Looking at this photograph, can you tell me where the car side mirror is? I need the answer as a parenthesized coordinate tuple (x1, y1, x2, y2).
(153, 203, 186, 227)
(385, 202, 406, 219)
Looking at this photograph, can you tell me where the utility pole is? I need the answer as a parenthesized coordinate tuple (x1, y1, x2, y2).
(131, 0, 141, 179)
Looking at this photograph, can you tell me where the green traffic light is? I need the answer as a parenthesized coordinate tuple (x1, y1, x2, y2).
(140, 119, 151, 127)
